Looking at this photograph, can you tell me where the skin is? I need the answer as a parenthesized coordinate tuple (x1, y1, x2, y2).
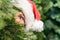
(14, 12, 25, 24)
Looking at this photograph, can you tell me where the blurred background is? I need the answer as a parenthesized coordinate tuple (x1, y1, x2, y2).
(0, 0, 60, 40)
(33, 0, 60, 40)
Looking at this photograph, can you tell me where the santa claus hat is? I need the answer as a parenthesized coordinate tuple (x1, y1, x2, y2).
(11, 0, 44, 32)
(28, 0, 44, 32)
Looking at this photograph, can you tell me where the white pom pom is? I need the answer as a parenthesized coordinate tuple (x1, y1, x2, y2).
(31, 20, 44, 32)
(24, 20, 44, 32)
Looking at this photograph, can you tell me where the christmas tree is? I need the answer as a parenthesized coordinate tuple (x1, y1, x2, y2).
(33, 0, 60, 40)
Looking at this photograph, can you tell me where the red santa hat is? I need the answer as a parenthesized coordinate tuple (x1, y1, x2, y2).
(11, 0, 44, 32)
(27, 0, 44, 32)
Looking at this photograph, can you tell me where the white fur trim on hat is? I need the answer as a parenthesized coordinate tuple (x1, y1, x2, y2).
(31, 20, 44, 32)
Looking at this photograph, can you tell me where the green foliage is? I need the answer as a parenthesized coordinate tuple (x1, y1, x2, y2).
(0, 0, 37, 40)
(0, 0, 60, 40)
(33, 0, 60, 40)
